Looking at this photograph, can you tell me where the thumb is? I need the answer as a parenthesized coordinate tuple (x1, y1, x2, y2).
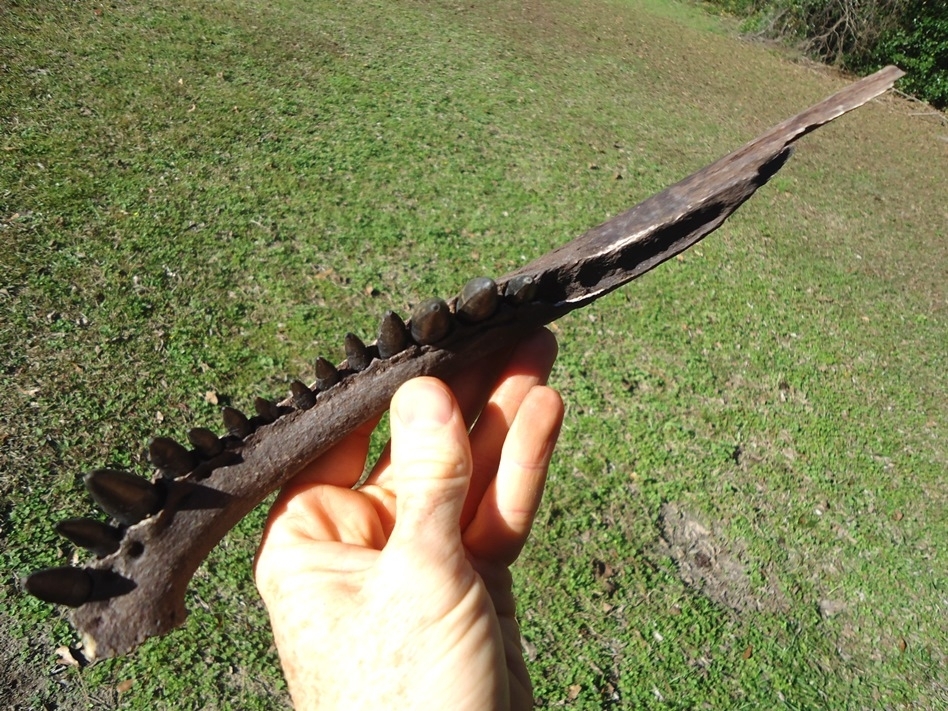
(388, 378, 472, 546)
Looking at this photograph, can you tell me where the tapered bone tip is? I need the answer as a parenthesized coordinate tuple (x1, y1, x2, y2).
(222, 406, 252, 438)
(187, 427, 224, 457)
(457, 276, 499, 323)
(377, 310, 409, 359)
(55, 518, 122, 557)
(290, 380, 316, 410)
(410, 297, 452, 345)
(84, 468, 163, 526)
(24, 567, 93, 607)
(148, 436, 198, 478)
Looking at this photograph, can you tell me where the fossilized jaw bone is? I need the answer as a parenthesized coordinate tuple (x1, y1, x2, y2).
(24, 67, 904, 660)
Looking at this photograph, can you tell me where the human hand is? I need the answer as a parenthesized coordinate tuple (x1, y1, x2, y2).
(254, 329, 563, 710)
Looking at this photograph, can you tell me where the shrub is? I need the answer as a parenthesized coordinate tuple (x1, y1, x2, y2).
(702, 0, 948, 108)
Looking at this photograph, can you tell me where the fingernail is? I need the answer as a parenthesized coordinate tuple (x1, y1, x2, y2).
(395, 380, 453, 428)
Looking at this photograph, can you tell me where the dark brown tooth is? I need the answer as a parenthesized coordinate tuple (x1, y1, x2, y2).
(457, 276, 499, 323)
(24, 567, 93, 607)
(377, 310, 409, 359)
(148, 436, 198, 478)
(504, 274, 538, 305)
(344, 333, 372, 372)
(187, 427, 224, 458)
(410, 297, 452, 345)
(314, 357, 340, 391)
(222, 406, 252, 438)
(84, 469, 163, 526)
(55, 518, 122, 557)
(253, 396, 281, 423)
(290, 380, 316, 410)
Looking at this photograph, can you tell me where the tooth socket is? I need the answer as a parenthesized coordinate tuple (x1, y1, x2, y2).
(504, 274, 538, 305)
(254, 396, 281, 424)
(55, 518, 122, 557)
(148, 436, 198, 478)
(222, 406, 252, 438)
(410, 298, 452, 345)
(377, 310, 409, 359)
(24, 566, 93, 607)
(84, 468, 164, 526)
(290, 380, 316, 410)
(457, 276, 500, 323)
(344, 333, 372, 372)
(187, 427, 224, 458)
(314, 357, 340, 391)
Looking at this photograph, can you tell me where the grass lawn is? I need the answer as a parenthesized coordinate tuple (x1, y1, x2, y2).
(2, 0, 946, 707)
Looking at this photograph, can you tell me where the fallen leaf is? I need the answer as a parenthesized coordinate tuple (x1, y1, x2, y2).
(55, 646, 82, 667)
(116, 679, 135, 693)
(205, 391, 219, 405)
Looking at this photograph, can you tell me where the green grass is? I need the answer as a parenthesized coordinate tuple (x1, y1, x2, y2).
(2, 0, 946, 707)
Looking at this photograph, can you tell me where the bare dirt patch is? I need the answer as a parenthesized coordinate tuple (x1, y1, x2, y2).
(655, 502, 788, 614)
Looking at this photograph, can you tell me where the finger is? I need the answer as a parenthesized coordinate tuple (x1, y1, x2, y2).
(463, 385, 563, 565)
(360, 352, 512, 488)
(461, 329, 558, 528)
(364, 328, 554, 487)
(387, 378, 472, 549)
(277, 413, 383, 497)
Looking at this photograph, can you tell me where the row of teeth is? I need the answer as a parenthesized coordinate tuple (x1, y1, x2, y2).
(24, 274, 539, 608)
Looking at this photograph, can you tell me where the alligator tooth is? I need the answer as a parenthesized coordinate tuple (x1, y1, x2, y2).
(84, 469, 164, 526)
(504, 274, 538, 305)
(314, 357, 340, 391)
(376, 310, 409, 359)
(344, 333, 372, 372)
(253, 396, 281, 424)
(187, 427, 224, 458)
(24, 566, 93, 607)
(457, 276, 499, 323)
(290, 380, 316, 410)
(222, 406, 252, 438)
(55, 518, 122, 557)
(410, 297, 452, 345)
(148, 436, 198, 478)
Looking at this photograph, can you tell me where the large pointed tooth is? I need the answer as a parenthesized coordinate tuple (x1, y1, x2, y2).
(148, 436, 198, 478)
(314, 357, 340, 391)
(457, 276, 499, 323)
(410, 297, 452, 345)
(222, 406, 252, 438)
(24, 567, 93, 607)
(84, 468, 163, 526)
(55, 518, 122, 557)
(289, 380, 316, 410)
(376, 310, 409, 359)
(254, 396, 281, 423)
(504, 274, 538, 305)
(344, 333, 372, 372)
(187, 427, 224, 458)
